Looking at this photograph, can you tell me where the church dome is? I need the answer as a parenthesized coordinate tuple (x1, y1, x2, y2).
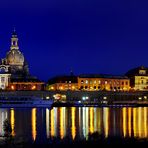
(6, 49, 24, 65)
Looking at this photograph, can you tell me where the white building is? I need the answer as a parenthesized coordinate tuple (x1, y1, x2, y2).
(0, 65, 11, 90)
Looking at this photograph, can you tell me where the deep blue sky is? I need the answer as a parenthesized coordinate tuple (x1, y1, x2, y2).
(0, 0, 148, 81)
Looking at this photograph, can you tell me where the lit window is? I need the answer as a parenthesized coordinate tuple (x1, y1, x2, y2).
(105, 81, 107, 84)
(98, 80, 101, 84)
(31, 85, 36, 90)
(60, 86, 63, 90)
(69, 81, 71, 83)
(1, 77, 5, 83)
(90, 80, 92, 84)
(85, 80, 88, 84)
(11, 85, 15, 90)
(81, 80, 84, 84)
(51, 86, 54, 90)
(139, 70, 146, 75)
(94, 80, 96, 84)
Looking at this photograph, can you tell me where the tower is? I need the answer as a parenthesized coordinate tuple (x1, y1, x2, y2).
(10, 28, 19, 50)
(5, 29, 29, 75)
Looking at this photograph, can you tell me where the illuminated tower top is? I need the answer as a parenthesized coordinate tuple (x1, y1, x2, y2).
(10, 28, 19, 50)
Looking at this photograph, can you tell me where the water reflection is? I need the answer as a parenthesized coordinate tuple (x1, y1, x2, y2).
(31, 108, 36, 141)
(0, 107, 147, 141)
(71, 107, 76, 139)
(0, 109, 7, 136)
(10, 109, 15, 136)
(103, 108, 109, 138)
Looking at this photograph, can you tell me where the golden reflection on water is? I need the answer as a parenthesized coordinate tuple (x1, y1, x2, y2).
(103, 108, 109, 138)
(89, 107, 94, 134)
(128, 108, 132, 137)
(122, 107, 127, 137)
(10, 109, 15, 136)
(26, 107, 148, 140)
(71, 107, 76, 139)
(50, 108, 55, 137)
(31, 108, 36, 141)
(59, 107, 66, 139)
(122, 107, 148, 139)
(133, 107, 137, 137)
(144, 107, 147, 138)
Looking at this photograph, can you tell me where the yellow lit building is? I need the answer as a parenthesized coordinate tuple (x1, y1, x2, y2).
(126, 66, 148, 91)
(78, 74, 130, 91)
(47, 75, 78, 91)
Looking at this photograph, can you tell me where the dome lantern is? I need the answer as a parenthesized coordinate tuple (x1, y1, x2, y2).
(6, 29, 24, 66)
(11, 28, 19, 50)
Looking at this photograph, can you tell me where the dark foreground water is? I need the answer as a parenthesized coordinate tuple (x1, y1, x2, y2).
(0, 107, 147, 142)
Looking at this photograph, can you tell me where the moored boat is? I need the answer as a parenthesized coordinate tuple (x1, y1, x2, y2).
(0, 96, 54, 108)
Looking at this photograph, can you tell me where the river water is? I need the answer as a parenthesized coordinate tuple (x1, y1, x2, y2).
(0, 107, 147, 141)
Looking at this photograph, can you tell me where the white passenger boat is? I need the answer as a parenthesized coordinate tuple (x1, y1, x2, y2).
(0, 96, 54, 108)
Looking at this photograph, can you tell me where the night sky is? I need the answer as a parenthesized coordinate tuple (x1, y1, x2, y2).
(0, 0, 148, 81)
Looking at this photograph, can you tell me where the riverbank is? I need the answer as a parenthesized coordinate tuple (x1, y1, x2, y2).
(52, 100, 148, 107)
(0, 136, 148, 148)
(0, 90, 148, 107)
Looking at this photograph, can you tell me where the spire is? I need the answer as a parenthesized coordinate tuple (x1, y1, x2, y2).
(70, 68, 74, 76)
(11, 28, 19, 50)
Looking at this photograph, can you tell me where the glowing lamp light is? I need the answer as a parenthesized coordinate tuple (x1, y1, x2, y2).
(82, 96, 89, 100)
(82, 96, 86, 100)
(51, 86, 54, 90)
(144, 96, 147, 100)
(32, 85, 36, 90)
(60, 86, 63, 90)
(85, 96, 89, 100)
(11, 85, 14, 90)
(46, 96, 50, 99)
(103, 96, 107, 100)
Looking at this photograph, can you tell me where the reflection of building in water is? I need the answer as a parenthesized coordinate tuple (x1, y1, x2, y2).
(59, 107, 66, 139)
(122, 107, 148, 138)
(46, 107, 148, 140)
(46, 109, 50, 138)
(71, 107, 76, 139)
(89, 107, 94, 134)
(103, 108, 109, 138)
(50, 108, 58, 138)
(31, 108, 36, 141)
(0, 109, 8, 136)
(10, 109, 15, 136)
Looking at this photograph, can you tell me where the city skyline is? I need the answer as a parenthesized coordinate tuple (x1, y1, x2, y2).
(0, 1, 148, 80)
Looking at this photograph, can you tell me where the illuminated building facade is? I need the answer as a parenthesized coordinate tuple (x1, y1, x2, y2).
(78, 74, 130, 91)
(47, 74, 130, 91)
(8, 76, 44, 91)
(0, 65, 11, 90)
(0, 30, 44, 90)
(47, 75, 78, 91)
(126, 66, 148, 91)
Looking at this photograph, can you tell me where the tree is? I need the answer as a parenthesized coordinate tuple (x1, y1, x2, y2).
(3, 119, 12, 138)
